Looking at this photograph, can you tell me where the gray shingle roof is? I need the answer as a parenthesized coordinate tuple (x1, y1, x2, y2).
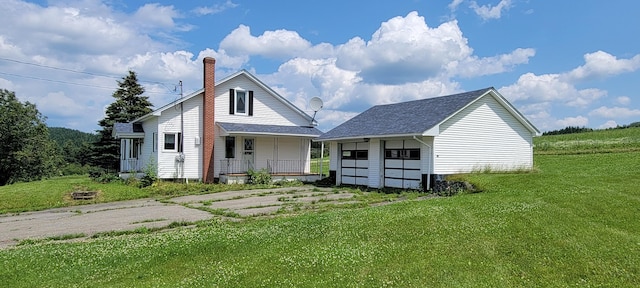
(316, 88, 493, 141)
(217, 122, 322, 137)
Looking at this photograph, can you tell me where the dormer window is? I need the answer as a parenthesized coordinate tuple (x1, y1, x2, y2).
(229, 88, 253, 116)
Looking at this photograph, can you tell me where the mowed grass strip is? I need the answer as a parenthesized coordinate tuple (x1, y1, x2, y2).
(1, 151, 639, 287)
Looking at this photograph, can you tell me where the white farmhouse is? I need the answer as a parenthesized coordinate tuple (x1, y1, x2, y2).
(113, 58, 323, 183)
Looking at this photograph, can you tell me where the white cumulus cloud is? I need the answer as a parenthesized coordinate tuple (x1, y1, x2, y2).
(555, 116, 589, 128)
(334, 12, 532, 84)
(470, 0, 512, 20)
(616, 96, 631, 105)
(599, 120, 618, 129)
(565, 51, 640, 81)
(192, 0, 238, 16)
(220, 25, 324, 60)
(589, 106, 640, 118)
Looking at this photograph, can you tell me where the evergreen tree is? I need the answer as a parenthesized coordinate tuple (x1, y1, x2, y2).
(91, 71, 153, 171)
(0, 89, 61, 185)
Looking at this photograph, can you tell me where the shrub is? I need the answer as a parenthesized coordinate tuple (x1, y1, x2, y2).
(59, 163, 91, 176)
(247, 168, 272, 185)
(139, 158, 158, 188)
(88, 167, 120, 183)
(432, 180, 475, 197)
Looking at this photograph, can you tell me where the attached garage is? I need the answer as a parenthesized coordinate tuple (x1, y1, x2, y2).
(384, 139, 421, 189)
(340, 142, 369, 186)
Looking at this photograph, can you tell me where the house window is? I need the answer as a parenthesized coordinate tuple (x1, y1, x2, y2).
(225, 136, 235, 158)
(236, 90, 246, 114)
(229, 88, 254, 116)
(164, 133, 182, 152)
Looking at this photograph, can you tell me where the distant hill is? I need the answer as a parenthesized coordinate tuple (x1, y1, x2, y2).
(49, 127, 98, 147)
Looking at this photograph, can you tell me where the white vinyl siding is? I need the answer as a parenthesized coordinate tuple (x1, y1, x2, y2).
(140, 118, 158, 171)
(329, 141, 338, 171)
(433, 95, 534, 174)
(215, 74, 311, 127)
(367, 139, 382, 188)
(157, 95, 203, 179)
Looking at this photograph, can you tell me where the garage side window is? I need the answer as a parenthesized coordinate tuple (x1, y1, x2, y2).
(342, 150, 368, 160)
(385, 149, 420, 160)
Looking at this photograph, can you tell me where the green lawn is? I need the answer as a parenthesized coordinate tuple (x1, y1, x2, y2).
(0, 175, 303, 214)
(1, 129, 640, 286)
(0, 175, 148, 214)
(310, 157, 330, 176)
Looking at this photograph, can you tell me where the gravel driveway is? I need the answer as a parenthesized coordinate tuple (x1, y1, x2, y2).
(0, 186, 354, 248)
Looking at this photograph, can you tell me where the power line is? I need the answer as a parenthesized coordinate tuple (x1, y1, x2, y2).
(0, 57, 122, 80)
(0, 71, 178, 95)
(0, 71, 118, 90)
(0, 56, 180, 89)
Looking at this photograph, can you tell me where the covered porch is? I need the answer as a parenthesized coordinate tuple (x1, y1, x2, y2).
(112, 122, 145, 174)
(216, 122, 324, 183)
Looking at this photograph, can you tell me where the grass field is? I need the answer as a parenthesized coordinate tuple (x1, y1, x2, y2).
(1, 128, 639, 287)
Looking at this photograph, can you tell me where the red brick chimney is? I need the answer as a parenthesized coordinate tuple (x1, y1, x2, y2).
(202, 57, 216, 182)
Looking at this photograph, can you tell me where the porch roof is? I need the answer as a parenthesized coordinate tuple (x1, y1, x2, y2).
(112, 122, 144, 138)
(217, 122, 322, 138)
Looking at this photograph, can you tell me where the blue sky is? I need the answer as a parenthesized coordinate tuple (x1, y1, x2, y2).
(0, 0, 639, 133)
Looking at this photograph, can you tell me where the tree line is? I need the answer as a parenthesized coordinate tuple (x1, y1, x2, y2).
(0, 71, 152, 185)
(543, 122, 640, 136)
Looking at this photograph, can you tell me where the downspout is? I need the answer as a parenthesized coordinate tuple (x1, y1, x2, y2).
(412, 135, 432, 191)
(320, 141, 324, 177)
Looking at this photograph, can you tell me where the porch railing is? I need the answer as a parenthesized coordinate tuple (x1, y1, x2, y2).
(268, 159, 309, 175)
(219, 159, 255, 175)
(120, 159, 143, 173)
(219, 159, 318, 175)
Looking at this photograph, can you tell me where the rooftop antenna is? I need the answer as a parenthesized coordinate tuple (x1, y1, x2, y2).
(308, 97, 323, 126)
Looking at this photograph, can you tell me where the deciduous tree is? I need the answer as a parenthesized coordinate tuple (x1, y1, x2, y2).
(0, 89, 60, 185)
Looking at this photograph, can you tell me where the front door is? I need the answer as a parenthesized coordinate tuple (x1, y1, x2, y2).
(243, 138, 255, 171)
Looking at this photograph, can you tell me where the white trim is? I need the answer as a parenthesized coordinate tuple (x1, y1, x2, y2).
(233, 87, 249, 115)
(162, 132, 182, 152)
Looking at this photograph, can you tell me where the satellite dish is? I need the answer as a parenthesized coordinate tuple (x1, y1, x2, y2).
(309, 97, 323, 112)
(307, 97, 323, 127)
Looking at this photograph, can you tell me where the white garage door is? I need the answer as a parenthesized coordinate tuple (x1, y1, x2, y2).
(384, 140, 421, 189)
(340, 142, 369, 186)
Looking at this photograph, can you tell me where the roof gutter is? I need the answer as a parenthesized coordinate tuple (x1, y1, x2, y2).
(413, 135, 432, 191)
